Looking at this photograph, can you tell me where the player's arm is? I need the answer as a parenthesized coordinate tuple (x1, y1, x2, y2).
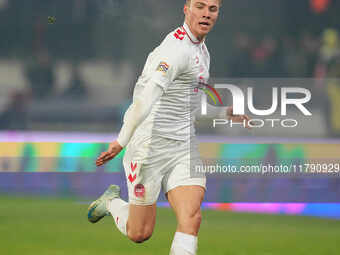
(96, 42, 188, 166)
(117, 82, 164, 147)
(96, 82, 163, 166)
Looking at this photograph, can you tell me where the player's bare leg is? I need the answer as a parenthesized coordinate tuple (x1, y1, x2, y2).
(88, 185, 156, 243)
(107, 199, 156, 243)
(125, 203, 156, 243)
(167, 185, 205, 255)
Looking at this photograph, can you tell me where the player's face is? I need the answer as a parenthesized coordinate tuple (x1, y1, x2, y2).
(184, 0, 220, 41)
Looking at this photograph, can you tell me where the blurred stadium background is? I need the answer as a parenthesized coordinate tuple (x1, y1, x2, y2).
(1, 0, 340, 254)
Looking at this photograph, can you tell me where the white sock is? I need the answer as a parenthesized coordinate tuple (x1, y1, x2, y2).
(107, 198, 129, 236)
(170, 232, 198, 255)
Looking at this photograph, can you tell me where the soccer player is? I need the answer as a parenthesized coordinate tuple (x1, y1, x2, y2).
(88, 0, 249, 254)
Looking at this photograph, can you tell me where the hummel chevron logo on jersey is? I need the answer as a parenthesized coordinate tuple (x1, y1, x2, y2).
(128, 174, 137, 183)
(174, 28, 186, 40)
(131, 162, 137, 172)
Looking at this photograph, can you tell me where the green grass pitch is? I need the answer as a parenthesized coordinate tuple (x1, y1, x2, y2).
(1, 196, 340, 255)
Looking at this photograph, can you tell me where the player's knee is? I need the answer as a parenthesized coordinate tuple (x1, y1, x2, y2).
(190, 210, 202, 227)
(127, 227, 153, 243)
(179, 210, 202, 235)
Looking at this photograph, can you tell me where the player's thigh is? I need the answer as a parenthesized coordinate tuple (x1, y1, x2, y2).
(123, 136, 162, 237)
(167, 185, 205, 217)
(127, 203, 157, 235)
(163, 145, 206, 220)
(163, 138, 206, 234)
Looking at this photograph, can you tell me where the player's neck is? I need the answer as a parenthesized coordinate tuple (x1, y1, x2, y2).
(183, 22, 204, 43)
(197, 35, 205, 42)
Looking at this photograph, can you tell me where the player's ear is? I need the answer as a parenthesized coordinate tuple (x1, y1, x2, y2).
(183, 4, 188, 15)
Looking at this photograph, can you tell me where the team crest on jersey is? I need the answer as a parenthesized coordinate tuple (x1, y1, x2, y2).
(134, 184, 145, 198)
(156, 61, 169, 74)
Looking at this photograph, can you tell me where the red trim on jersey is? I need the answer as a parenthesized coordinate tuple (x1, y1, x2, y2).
(174, 28, 186, 40)
(174, 33, 184, 40)
(130, 162, 137, 172)
(181, 26, 201, 45)
(176, 28, 186, 35)
(128, 173, 137, 183)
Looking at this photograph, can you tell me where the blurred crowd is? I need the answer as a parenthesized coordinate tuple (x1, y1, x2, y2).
(228, 32, 317, 77)
(227, 29, 339, 78)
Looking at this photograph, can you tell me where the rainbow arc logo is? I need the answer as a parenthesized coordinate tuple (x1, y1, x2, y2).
(198, 82, 224, 106)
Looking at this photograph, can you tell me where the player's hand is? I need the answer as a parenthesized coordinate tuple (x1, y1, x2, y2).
(96, 140, 123, 166)
(226, 106, 251, 129)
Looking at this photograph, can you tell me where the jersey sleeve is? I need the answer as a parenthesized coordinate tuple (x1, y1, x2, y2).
(150, 42, 190, 92)
(117, 81, 164, 147)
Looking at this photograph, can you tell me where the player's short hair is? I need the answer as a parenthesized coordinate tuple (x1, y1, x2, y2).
(186, 0, 222, 6)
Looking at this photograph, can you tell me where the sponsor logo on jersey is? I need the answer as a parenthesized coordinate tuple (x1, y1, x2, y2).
(156, 61, 170, 74)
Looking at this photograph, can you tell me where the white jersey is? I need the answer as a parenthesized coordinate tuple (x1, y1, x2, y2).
(130, 23, 210, 141)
